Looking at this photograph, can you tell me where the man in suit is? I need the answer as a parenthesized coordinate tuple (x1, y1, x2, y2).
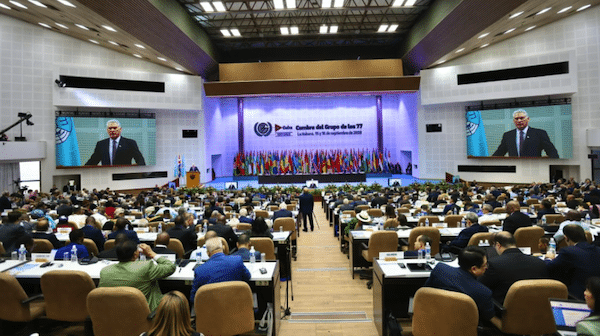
(546, 224, 600, 299)
(272, 202, 292, 221)
(151, 232, 177, 256)
(99, 240, 176, 310)
(370, 193, 388, 208)
(479, 232, 549, 304)
(189, 237, 251, 304)
(492, 109, 559, 158)
(167, 214, 197, 256)
(0, 211, 27, 252)
(97, 233, 128, 260)
(502, 201, 532, 235)
(230, 234, 261, 261)
(30, 218, 62, 249)
(0, 191, 11, 213)
(443, 212, 488, 253)
(208, 215, 238, 252)
(107, 218, 140, 244)
(85, 119, 146, 166)
(299, 188, 314, 232)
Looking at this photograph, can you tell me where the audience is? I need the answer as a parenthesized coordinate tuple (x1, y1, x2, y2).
(231, 233, 261, 261)
(56, 229, 89, 260)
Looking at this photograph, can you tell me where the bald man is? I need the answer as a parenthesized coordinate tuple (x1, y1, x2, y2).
(502, 201, 532, 235)
(152, 232, 177, 256)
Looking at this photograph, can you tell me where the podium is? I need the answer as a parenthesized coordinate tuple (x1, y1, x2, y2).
(186, 172, 200, 188)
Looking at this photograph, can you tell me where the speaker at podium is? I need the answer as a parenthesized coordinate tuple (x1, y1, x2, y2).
(186, 171, 200, 188)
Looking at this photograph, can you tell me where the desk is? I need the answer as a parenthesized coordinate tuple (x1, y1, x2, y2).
(7, 259, 281, 336)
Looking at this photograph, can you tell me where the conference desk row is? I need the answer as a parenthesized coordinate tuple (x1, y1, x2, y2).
(1, 258, 282, 336)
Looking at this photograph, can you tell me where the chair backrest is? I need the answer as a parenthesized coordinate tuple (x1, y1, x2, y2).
(408, 227, 441, 256)
(397, 207, 410, 214)
(383, 218, 399, 229)
(526, 198, 539, 205)
(104, 239, 115, 251)
(82, 238, 99, 257)
(250, 237, 276, 260)
(342, 210, 356, 218)
(57, 222, 79, 230)
(87, 287, 151, 336)
(355, 205, 369, 212)
(220, 237, 230, 255)
(0, 273, 41, 322)
(224, 206, 233, 212)
(363, 231, 398, 262)
(417, 216, 440, 226)
(412, 287, 478, 336)
(255, 210, 269, 219)
(543, 214, 565, 224)
(467, 232, 494, 246)
(286, 204, 295, 211)
(492, 207, 507, 214)
(514, 226, 545, 254)
(197, 236, 206, 248)
(273, 217, 296, 240)
(479, 219, 501, 226)
(444, 215, 464, 228)
(41, 270, 95, 322)
(267, 205, 278, 211)
(501, 279, 568, 335)
(236, 223, 252, 231)
(0, 241, 4, 255)
(166, 238, 185, 259)
(367, 208, 383, 218)
(401, 203, 413, 208)
(194, 281, 255, 336)
(32, 238, 54, 253)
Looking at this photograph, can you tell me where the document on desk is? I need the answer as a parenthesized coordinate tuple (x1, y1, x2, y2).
(378, 262, 404, 276)
(8, 263, 38, 276)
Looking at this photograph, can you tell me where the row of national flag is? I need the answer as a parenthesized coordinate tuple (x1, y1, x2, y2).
(234, 149, 395, 176)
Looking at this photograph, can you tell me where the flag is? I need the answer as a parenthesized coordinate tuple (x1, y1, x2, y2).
(55, 117, 81, 166)
(466, 110, 489, 156)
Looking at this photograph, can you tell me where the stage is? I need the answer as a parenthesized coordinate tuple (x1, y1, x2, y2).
(257, 173, 368, 184)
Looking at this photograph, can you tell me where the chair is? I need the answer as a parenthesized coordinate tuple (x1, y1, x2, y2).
(255, 210, 269, 219)
(0, 273, 45, 323)
(219, 237, 230, 255)
(412, 287, 478, 336)
(267, 205, 278, 211)
(41, 270, 95, 322)
(194, 281, 255, 336)
(224, 205, 233, 212)
(286, 204, 295, 211)
(444, 215, 463, 228)
(406, 227, 441, 256)
(342, 210, 356, 218)
(236, 223, 252, 231)
(250, 237, 276, 260)
(57, 221, 79, 230)
(479, 219, 501, 226)
(367, 208, 383, 218)
(514, 226, 545, 254)
(273, 217, 296, 241)
(396, 207, 410, 214)
(104, 239, 116, 251)
(197, 236, 206, 248)
(543, 214, 565, 224)
(492, 207, 507, 214)
(360, 231, 398, 266)
(383, 218, 399, 229)
(417, 216, 440, 227)
(87, 287, 151, 336)
(67, 238, 99, 257)
(355, 205, 369, 212)
(32, 238, 54, 253)
(467, 232, 494, 246)
(401, 203, 413, 208)
(496, 279, 567, 335)
(526, 198, 539, 205)
(164, 238, 185, 259)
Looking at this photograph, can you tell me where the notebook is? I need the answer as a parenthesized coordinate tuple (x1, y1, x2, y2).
(550, 299, 591, 336)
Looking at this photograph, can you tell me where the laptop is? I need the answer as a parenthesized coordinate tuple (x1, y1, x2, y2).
(550, 299, 592, 336)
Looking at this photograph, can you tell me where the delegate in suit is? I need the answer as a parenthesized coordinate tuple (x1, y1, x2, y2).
(85, 119, 146, 165)
(492, 109, 559, 158)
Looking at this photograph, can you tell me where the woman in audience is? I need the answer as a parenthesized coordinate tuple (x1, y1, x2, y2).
(141, 290, 200, 336)
(577, 276, 600, 335)
(383, 205, 399, 229)
(249, 216, 272, 239)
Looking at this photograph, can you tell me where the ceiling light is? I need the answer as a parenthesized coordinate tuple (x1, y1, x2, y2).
(455, 48, 464, 53)
(57, 0, 75, 7)
(378, 24, 389, 33)
(388, 24, 398, 32)
(525, 25, 536, 31)
(577, 4, 591, 11)
(108, 41, 119, 46)
(75, 24, 89, 30)
(55, 23, 68, 29)
(230, 28, 241, 36)
(213, 1, 226, 11)
(333, 0, 343, 8)
(480, 43, 489, 48)
(286, 0, 295, 9)
(38, 22, 51, 29)
(536, 7, 551, 15)
(391, 0, 404, 7)
(28, 0, 47, 8)
(0, 3, 10, 9)
(102, 25, 116, 32)
(200, 2, 214, 12)
(319, 25, 328, 34)
(175, 67, 183, 71)
(557, 6, 571, 14)
(509, 11, 523, 19)
(134, 44, 146, 49)
(478, 32, 489, 39)
(9, 1, 27, 9)
(88, 39, 99, 44)
(322, 0, 331, 8)
(404, 0, 416, 6)
(330, 25, 338, 33)
(220, 29, 232, 37)
(158, 57, 167, 61)
(504, 28, 515, 34)
(133, 54, 142, 58)
(437, 60, 446, 65)
(273, 0, 284, 9)
(280, 27, 289, 35)
(290, 26, 299, 34)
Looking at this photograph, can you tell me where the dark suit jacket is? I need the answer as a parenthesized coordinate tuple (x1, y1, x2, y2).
(502, 211, 532, 235)
(299, 192, 314, 213)
(492, 127, 559, 158)
(479, 248, 549, 303)
(167, 226, 197, 254)
(81, 224, 106, 251)
(0, 224, 26, 252)
(85, 137, 146, 166)
(107, 229, 140, 244)
(272, 209, 292, 221)
(208, 224, 238, 251)
(31, 231, 63, 249)
(152, 245, 177, 256)
(547, 242, 600, 299)
(448, 224, 488, 249)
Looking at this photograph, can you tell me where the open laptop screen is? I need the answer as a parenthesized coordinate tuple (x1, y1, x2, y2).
(550, 299, 591, 331)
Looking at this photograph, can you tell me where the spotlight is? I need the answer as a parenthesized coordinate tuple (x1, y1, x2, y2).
(54, 79, 66, 88)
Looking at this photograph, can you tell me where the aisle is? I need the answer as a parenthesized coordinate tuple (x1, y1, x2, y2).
(277, 203, 379, 336)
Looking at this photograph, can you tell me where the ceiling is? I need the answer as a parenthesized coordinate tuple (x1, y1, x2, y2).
(0, 0, 598, 79)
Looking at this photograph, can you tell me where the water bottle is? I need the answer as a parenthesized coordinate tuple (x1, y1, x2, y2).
(425, 242, 431, 260)
(71, 245, 78, 263)
(530, 205, 535, 214)
(196, 250, 202, 264)
(18, 244, 26, 261)
(425, 218, 430, 227)
(542, 216, 546, 225)
(139, 247, 146, 261)
(461, 218, 466, 228)
(249, 246, 256, 264)
(158, 223, 162, 233)
(585, 213, 591, 224)
(549, 238, 556, 254)
(454, 207, 458, 215)
(418, 248, 424, 259)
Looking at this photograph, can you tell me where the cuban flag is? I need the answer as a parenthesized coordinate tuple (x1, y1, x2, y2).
(55, 117, 81, 166)
(466, 110, 489, 157)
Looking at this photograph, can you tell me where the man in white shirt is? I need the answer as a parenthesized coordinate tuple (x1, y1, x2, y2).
(554, 210, 590, 242)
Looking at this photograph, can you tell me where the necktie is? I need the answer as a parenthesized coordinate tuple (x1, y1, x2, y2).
(519, 131, 525, 156)
(112, 140, 117, 164)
